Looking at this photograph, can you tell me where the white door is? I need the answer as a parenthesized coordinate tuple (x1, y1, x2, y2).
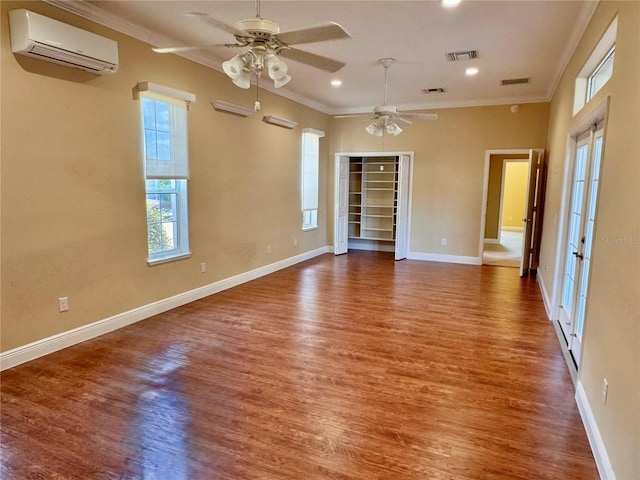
(334, 155, 349, 255)
(395, 154, 410, 260)
(558, 125, 604, 366)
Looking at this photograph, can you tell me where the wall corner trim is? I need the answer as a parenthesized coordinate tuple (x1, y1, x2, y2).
(0, 247, 330, 371)
(575, 381, 617, 480)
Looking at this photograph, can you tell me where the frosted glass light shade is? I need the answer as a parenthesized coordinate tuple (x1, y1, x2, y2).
(366, 123, 383, 137)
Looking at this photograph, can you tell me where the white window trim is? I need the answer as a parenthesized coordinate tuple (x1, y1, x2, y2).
(139, 82, 195, 265)
(573, 16, 617, 115)
(301, 128, 324, 231)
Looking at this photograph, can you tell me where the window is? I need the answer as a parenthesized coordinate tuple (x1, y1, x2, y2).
(301, 128, 325, 230)
(573, 16, 617, 114)
(138, 82, 195, 264)
(587, 46, 615, 102)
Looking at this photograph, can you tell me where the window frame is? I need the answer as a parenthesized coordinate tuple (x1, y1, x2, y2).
(301, 128, 325, 231)
(145, 179, 190, 264)
(586, 46, 615, 102)
(138, 83, 195, 265)
(573, 16, 617, 115)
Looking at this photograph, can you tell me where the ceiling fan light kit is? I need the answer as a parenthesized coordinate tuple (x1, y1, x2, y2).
(366, 119, 403, 137)
(222, 50, 291, 89)
(358, 58, 438, 137)
(155, 0, 349, 102)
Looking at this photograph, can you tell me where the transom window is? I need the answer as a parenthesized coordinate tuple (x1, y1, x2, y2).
(573, 16, 617, 115)
(587, 46, 615, 102)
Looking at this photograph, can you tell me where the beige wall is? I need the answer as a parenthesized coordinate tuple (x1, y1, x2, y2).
(501, 161, 528, 229)
(1, 1, 330, 351)
(538, 1, 639, 478)
(330, 105, 549, 257)
(484, 153, 529, 239)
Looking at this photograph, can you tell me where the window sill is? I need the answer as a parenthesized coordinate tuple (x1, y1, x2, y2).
(302, 226, 318, 232)
(148, 252, 191, 266)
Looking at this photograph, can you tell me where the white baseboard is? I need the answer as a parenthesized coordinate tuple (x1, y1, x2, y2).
(536, 271, 554, 320)
(575, 381, 616, 480)
(484, 238, 500, 244)
(0, 247, 330, 371)
(407, 252, 482, 265)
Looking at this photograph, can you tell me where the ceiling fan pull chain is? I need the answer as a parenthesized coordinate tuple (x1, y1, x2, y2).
(383, 64, 388, 105)
(255, 75, 261, 111)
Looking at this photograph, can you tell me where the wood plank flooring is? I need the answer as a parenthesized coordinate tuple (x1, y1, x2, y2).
(1, 252, 598, 479)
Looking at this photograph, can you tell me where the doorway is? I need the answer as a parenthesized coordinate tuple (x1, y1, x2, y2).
(483, 158, 529, 268)
(334, 152, 413, 260)
(480, 149, 545, 276)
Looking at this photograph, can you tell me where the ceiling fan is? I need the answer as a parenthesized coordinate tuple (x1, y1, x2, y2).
(153, 0, 350, 94)
(337, 58, 438, 136)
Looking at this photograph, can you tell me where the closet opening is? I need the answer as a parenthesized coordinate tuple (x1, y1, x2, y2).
(334, 152, 413, 260)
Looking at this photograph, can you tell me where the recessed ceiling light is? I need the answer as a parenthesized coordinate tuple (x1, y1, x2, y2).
(442, 0, 462, 8)
(330, 79, 342, 87)
(465, 67, 479, 76)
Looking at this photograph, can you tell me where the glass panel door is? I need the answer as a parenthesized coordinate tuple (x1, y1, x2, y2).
(558, 125, 604, 367)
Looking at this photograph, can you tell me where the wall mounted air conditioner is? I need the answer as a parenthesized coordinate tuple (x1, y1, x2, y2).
(9, 9, 119, 74)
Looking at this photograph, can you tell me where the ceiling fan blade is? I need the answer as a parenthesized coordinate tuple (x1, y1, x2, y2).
(185, 12, 252, 38)
(276, 22, 350, 46)
(152, 43, 229, 54)
(334, 113, 370, 119)
(280, 48, 345, 73)
(394, 116, 413, 125)
(399, 112, 439, 121)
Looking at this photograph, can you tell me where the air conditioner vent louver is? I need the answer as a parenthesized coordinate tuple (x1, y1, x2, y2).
(30, 43, 110, 72)
(446, 50, 478, 62)
(423, 88, 446, 94)
(501, 77, 530, 85)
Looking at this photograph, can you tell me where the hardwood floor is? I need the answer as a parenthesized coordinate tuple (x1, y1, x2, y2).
(1, 252, 598, 479)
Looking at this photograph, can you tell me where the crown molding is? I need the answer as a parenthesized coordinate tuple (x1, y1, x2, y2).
(44, 0, 594, 116)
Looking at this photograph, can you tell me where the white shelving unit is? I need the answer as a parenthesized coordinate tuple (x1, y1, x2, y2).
(348, 157, 398, 243)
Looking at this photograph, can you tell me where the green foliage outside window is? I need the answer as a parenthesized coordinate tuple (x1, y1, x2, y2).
(146, 198, 173, 253)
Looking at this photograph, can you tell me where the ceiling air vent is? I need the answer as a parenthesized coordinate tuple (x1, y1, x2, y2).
(501, 77, 530, 86)
(423, 88, 446, 94)
(446, 50, 478, 61)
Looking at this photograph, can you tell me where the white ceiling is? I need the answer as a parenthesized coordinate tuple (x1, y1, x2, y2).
(49, 0, 597, 114)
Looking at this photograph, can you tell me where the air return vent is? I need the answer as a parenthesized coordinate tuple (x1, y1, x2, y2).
(423, 87, 446, 94)
(446, 50, 478, 61)
(501, 77, 530, 85)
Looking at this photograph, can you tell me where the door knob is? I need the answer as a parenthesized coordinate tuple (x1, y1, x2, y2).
(573, 251, 584, 260)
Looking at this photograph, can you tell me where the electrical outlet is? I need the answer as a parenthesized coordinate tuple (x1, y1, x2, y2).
(267, 245, 272, 254)
(200, 262, 206, 273)
(59, 297, 69, 312)
(601, 378, 608, 405)
(441, 238, 447, 246)
(293, 238, 298, 247)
